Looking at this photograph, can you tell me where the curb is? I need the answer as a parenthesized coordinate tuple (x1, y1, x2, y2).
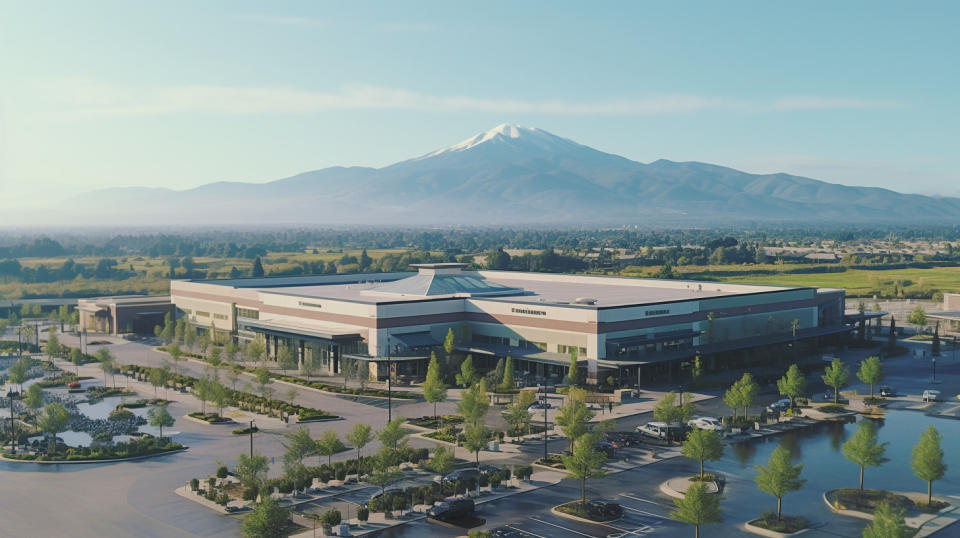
(1, 447, 188, 465)
(550, 503, 623, 526)
(743, 518, 811, 537)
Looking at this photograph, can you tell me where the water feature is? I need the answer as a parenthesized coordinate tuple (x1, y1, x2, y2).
(712, 409, 960, 527)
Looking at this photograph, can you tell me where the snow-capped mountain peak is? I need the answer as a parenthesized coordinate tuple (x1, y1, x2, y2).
(415, 123, 567, 159)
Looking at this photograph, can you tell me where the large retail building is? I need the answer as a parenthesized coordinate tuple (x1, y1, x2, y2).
(169, 263, 850, 386)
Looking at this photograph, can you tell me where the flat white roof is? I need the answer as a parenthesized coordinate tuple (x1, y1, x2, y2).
(255, 270, 797, 308)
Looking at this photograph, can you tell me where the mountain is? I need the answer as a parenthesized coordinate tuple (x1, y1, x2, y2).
(63, 123, 960, 225)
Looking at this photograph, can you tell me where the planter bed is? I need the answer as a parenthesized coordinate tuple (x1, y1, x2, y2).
(186, 412, 233, 424)
(745, 513, 810, 537)
(552, 501, 621, 524)
(276, 376, 421, 399)
(3, 444, 187, 463)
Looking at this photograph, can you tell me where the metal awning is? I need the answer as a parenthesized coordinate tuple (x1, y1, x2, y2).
(455, 344, 572, 366)
(239, 319, 361, 343)
(392, 332, 441, 348)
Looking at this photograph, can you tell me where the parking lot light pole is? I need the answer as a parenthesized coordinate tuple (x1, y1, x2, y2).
(8, 391, 16, 454)
(932, 357, 937, 383)
(542, 385, 548, 461)
(249, 420, 256, 457)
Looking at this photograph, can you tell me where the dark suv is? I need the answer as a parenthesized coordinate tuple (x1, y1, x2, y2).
(428, 497, 475, 521)
(586, 500, 623, 520)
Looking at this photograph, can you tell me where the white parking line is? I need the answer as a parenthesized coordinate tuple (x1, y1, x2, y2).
(619, 493, 672, 509)
(506, 525, 547, 538)
(620, 506, 669, 519)
(528, 516, 599, 537)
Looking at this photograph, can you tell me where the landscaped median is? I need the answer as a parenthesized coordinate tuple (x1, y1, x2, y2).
(2, 437, 187, 463)
(551, 500, 623, 525)
(823, 488, 954, 536)
(119, 364, 340, 422)
(275, 376, 421, 400)
(743, 513, 811, 537)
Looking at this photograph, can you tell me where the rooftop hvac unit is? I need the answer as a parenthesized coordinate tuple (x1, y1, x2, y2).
(572, 297, 598, 305)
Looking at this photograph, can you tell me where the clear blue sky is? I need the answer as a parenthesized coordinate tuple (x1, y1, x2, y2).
(1, 0, 957, 208)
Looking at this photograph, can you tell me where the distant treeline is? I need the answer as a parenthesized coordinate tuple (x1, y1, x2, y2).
(3, 224, 960, 258)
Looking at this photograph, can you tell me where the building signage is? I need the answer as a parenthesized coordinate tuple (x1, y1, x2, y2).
(645, 309, 670, 316)
(511, 307, 547, 316)
(299, 301, 323, 309)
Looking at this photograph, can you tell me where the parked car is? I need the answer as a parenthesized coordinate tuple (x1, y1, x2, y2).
(368, 487, 403, 505)
(767, 398, 791, 412)
(922, 389, 941, 402)
(593, 441, 616, 458)
(687, 416, 726, 431)
(635, 421, 684, 439)
(879, 386, 897, 397)
(605, 431, 638, 448)
(585, 500, 623, 520)
(427, 497, 475, 521)
(434, 465, 502, 484)
(528, 402, 552, 412)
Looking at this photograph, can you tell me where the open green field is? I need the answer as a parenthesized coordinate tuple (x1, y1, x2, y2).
(621, 264, 960, 298)
(1, 248, 414, 299)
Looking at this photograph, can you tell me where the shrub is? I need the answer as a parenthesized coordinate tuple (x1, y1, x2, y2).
(242, 486, 258, 501)
(490, 476, 501, 488)
(357, 506, 369, 522)
(190, 478, 200, 491)
(216, 493, 230, 506)
(216, 465, 229, 479)
(320, 508, 342, 528)
(335, 467, 347, 481)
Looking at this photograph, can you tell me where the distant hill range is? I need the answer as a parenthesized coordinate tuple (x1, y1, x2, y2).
(67, 123, 960, 225)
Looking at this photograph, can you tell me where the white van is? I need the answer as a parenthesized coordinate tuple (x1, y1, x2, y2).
(635, 421, 682, 439)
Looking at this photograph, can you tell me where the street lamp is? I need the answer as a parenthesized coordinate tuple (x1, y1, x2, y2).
(8, 390, 16, 454)
(386, 336, 392, 423)
(248, 420, 256, 457)
(932, 357, 937, 383)
(541, 384, 548, 462)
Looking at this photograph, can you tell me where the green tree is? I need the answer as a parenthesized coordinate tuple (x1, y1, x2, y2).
(443, 327, 456, 357)
(561, 433, 608, 505)
(491, 358, 505, 386)
(911, 426, 946, 505)
(241, 496, 288, 538)
(96, 348, 116, 387)
(737, 373, 759, 418)
(776, 364, 806, 409)
(25, 382, 44, 421)
(69, 347, 83, 376)
(457, 379, 489, 424)
(842, 420, 889, 491)
(210, 379, 228, 418)
(567, 348, 580, 387)
(316, 428, 345, 467)
(682, 428, 724, 480)
(500, 356, 515, 391)
(653, 391, 696, 442)
(346, 423, 373, 474)
(235, 452, 270, 489)
(502, 397, 534, 440)
(149, 366, 171, 397)
(276, 344, 296, 375)
(862, 502, 910, 538)
(754, 445, 805, 521)
(366, 448, 402, 498)
(463, 420, 489, 467)
(148, 406, 175, 442)
(9, 357, 28, 393)
(254, 367, 272, 409)
(422, 352, 447, 420)
(37, 402, 70, 455)
(555, 396, 594, 451)
(428, 445, 455, 491)
(456, 354, 478, 388)
(377, 418, 408, 457)
(822, 358, 850, 404)
(907, 305, 927, 328)
(46, 329, 61, 361)
(670, 481, 722, 538)
(251, 256, 265, 278)
(857, 356, 885, 398)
